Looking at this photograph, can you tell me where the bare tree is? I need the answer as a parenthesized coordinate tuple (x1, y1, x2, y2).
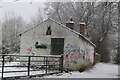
(31, 8, 46, 25)
(114, 1, 120, 64)
(44, 2, 118, 62)
(0, 21, 2, 54)
(2, 12, 26, 54)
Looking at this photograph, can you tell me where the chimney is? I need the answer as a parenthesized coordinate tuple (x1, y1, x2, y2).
(80, 22, 85, 36)
(66, 17, 74, 30)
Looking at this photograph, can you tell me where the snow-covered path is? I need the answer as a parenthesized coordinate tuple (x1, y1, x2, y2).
(42, 63, 119, 78)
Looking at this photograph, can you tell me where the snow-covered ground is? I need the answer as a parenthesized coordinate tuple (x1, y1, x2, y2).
(0, 61, 59, 78)
(0, 62, 119, 78)
(0, 62, 46, 78)
(42, 63, 119, 78)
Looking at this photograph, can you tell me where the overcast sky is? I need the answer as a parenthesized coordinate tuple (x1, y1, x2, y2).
(0, 0, 46, 23)
(0, 0, 76, 23)
(0, 0, 118, 23)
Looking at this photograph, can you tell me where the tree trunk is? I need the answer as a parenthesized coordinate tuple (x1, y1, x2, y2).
(97, 37, 110, 62)
(117, 1, 120, 64)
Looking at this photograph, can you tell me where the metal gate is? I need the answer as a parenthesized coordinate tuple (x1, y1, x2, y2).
(0, 54, 63, 79)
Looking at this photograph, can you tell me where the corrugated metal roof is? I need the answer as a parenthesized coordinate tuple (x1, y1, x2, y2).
(20, 18, 96, 47)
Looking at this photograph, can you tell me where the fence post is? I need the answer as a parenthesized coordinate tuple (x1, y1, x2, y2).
(1, 55, 5, 79)
(45, 57, 48, 75)
(44, 57, 45, 64)
(60, 54, 63, 73)
(28, 56, 31, 76)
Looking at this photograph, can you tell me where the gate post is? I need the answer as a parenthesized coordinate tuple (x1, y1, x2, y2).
(60, 54, 63, 73)
(1, 55, 5, 79)
(28, 56, 31, 76)
(45, 57, 48, 75)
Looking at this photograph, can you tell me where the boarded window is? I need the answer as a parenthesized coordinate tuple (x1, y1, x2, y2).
(51, 38, 64, 55)
(46, 25, 52, 35)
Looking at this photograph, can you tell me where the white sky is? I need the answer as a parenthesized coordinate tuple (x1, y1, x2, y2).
(0, 0, 118, 23)
(0, 0, 46, 23)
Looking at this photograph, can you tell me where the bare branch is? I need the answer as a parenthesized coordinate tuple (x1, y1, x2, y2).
(0, 0, 3, 2)
(30, 0, 33, 4)
(0, 0, 3, 8)
(13, 0, 20, 2)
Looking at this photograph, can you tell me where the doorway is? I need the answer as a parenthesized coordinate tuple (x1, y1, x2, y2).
(51, 38, 64, 55)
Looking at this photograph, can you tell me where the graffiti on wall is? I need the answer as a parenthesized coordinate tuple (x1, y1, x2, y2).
(86, 49, 94, 63)
(26, 43, 51, 55)
(41, 43, 51, 49)
(35, 42, 51, 49)
(32, 49, 41, 56)
(27, 47, 33, 54)
(64, 44, 81, 64)
(65, 44, 80, 58)
(64, 44, 94, 65)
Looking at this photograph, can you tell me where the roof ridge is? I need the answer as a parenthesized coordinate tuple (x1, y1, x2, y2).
(20, 18, 96, 47)
(48, 18, 96, 47)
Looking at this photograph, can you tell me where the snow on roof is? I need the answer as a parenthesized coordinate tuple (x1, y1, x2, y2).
(66, 20, 74, 23)
(20, 18, 96, 47)
(79, 22, 86, 25)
